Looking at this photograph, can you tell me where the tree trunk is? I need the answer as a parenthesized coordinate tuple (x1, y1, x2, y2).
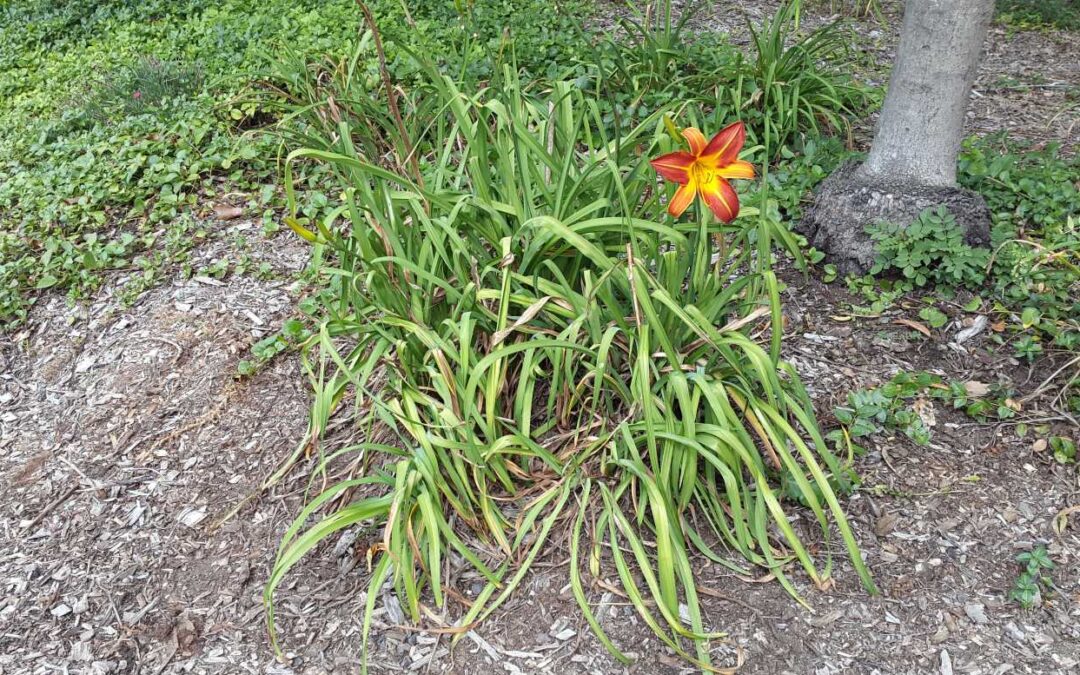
(800, 0, 996, 274)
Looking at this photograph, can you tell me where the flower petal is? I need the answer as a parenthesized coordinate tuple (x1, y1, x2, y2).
(649, 151, 695, 184)
(717, 159, 755, 180)
(668, 182, 697, 218)
(701, 121, 746, 167)
(681, 127, 707, 156)
(699, 177, 739, 223)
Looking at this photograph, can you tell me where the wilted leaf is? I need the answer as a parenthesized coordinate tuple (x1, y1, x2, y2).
(930, 624, 949, 644)
(285, 216, 320, 243)
(894, 318, 931, 337)
(213, 204, 244, 220)
(875, 512, 899, 536)
(492, 296, 551, 346)
(964, 603, 989, 624)
(963, 380, 990, 398)
(178, 508, 207, 528)
(175, 611, 199, 652)
(809, 609, 843, 627)
(662, 113, 681, 142)
(1053, 505, 1080, 534)
(953, 315, 987, 344)
(912, 397, 936, 428)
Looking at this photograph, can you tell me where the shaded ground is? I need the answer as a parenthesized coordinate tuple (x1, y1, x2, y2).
(633, 0, 1079, 151)
(1, 3, 1078, 675)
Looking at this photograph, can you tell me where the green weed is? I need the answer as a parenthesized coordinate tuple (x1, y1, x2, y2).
(741, 2, 876, 151)
(581, 2, 876, 151)
(0, 0, 363, 325)
(1010, 545, 1056, 609)
(856, 138, 1078, 397)
(832, 371, 1025, 448)
(867, 207, 990, 288)
(0, 0, 877, 326)
(237, 318, 312, 378)
(813, 0, 885, 22)
(1050, 435, 1077, 464)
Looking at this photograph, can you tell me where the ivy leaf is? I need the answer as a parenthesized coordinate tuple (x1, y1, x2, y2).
(1020, 307, 1040, 328)
(918, 307, 949, 329)
(35, 274, 59, 289)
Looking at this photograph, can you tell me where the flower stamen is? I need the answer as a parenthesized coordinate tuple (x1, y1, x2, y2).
(649, 121, 755, 222)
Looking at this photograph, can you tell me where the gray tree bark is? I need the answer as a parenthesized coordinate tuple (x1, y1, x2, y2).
(800, 0, 996, 274)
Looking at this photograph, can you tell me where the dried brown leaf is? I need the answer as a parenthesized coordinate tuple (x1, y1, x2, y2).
(875, 512, 900, 536)
(213, 205, 244, 220)
(912, 397, 936, 428)
(894, 318, 931, 337)
(1053, 505, 1080, 534)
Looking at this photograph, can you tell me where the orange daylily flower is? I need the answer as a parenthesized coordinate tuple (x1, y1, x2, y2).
(650, 121, 755, 222)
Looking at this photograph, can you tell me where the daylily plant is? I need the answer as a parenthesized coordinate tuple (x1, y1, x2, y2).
(650, 121, 755, 222)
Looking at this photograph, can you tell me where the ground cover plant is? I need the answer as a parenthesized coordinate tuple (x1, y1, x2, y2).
(1009, 545, 1058, 609)
(830, 369, 1077, 452)
(847, 135, 1079, 415)
(0, 0, 872, 328)
(0, 0, 363, 325)
(996, 0, 1080, 30)
(0, 0, 599, 327)
(263, 5, 880, 668)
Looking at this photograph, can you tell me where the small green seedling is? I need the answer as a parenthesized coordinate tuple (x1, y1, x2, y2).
(1009, 545, 1055, 609)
